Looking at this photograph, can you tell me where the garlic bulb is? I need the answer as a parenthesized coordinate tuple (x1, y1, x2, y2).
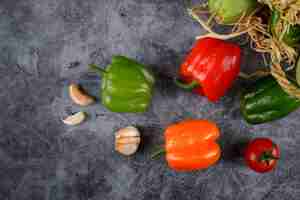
(115, 126, 141, 156)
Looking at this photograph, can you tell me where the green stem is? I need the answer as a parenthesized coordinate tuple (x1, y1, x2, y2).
(151, 148, 166, 159)
(260, 152, 279, 162)
(174, 79, 199, 91)
(89, 64, 107, 76)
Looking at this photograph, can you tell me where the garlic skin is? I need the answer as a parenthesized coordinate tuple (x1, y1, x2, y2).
(69, 84, 95, 106)
(115, 126, 141, 156)
(62, 111, 86, 125)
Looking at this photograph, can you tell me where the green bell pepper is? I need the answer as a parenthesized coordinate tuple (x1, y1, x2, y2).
(270, 10, 300, 46)
(208, 0, 257, 24)
(241, 76, 300, 124)
(90, 56, 155, 113)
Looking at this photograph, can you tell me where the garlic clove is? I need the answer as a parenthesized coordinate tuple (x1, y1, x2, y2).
(115, 126, 141, 156)
(69, 84, 95, 106)
(62, 111, 86, 125)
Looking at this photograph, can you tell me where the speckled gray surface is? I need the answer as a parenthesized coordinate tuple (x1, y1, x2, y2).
(0, 0, 300, 200)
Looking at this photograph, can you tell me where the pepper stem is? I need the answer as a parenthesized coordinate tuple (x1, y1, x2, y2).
(151, 148, 166, 159)
(174, 79, 199, 91)
(89, 64, 107, 76)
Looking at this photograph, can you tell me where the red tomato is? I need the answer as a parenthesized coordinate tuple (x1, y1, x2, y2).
(244, 138, 280, 173)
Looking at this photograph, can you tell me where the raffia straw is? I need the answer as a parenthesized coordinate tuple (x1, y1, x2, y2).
(189, 7, 253, 40)
(240, 15, 297, 65)
(271, 62, 300, 98)
(246, 22, 299, 97)
(270, 38, 298, 65)
(258, 0, 300, 25)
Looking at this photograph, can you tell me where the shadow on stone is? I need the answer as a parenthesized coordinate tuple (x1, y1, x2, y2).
(136, 126, 164, 155)
(221, 135, 251, 166)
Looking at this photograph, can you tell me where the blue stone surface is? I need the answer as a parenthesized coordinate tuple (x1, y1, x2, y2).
(0, 0, 299, 199)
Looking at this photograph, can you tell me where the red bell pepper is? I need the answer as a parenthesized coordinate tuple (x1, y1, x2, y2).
(175, 37, 241, 102)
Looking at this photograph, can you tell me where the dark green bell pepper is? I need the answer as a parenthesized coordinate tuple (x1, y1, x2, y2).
(241, 76, 300, 124)
(90, 56, 155, 113)
(270, 10, 300, 46)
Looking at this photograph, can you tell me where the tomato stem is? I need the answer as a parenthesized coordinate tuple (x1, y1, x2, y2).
(260, 152, 279, 163)
(174, 79, 199, 91)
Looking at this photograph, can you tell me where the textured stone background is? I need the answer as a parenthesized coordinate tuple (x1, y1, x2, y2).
(0, 0, 300, 200)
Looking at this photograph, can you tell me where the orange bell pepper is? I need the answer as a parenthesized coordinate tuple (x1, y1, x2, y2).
(160, 119, 221, 171)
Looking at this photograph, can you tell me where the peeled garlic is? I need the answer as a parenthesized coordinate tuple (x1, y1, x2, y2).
(62, 111, 86, 125)
(69, 84, 95, 106)
(115, 126, 141, 156)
